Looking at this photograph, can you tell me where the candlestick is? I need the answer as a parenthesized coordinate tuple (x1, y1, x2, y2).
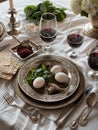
(7, 11, 20, 35)
(9, 0, 14, 12)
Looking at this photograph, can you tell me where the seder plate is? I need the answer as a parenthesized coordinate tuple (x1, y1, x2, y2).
(13, 62, 85, 109)
(17, 55, 80, 103)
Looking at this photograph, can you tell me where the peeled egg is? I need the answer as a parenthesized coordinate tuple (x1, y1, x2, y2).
(33, 77, 45, 88)
(55, 72, 69, 83)
(50, 65, 62, 74)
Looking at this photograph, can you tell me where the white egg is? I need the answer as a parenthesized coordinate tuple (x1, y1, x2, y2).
(55, 72, 69, 83)
(50, 65, 62, 74)
(33, 77, 45, 88)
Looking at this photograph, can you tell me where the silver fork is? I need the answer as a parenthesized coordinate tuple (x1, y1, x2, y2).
(3, 92, 39, 123)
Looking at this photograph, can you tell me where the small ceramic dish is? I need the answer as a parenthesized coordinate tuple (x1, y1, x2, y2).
(10, 40, 42, 60)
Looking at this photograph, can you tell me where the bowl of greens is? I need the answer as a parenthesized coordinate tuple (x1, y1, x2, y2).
(24, 0, 67, 24)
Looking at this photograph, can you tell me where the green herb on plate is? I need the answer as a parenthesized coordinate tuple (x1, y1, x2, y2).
(26, 63, 53, 87)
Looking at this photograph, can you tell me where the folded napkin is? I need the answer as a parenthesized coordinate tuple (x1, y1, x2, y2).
(0, 52, 20, 80)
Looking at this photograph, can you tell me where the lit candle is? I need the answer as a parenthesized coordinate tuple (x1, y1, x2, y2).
(9, 0, 14, 12)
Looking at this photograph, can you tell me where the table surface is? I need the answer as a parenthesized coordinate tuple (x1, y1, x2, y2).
(0, 0, 98, 130)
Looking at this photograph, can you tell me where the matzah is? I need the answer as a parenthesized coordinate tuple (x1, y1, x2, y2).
(0, 71, 13, 80)
(0, 52, 20, 80)
(0, 58, 20, 74)
(0, 52, 12, 66)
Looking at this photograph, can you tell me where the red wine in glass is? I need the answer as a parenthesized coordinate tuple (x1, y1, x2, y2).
(88, 51, 98, 71)
(67, 34, 84, 48)
(67, 28, 84, 59)
(40, 28, 57, 43)
(88, 45, 98, 80)
(39, 12, 57, 52)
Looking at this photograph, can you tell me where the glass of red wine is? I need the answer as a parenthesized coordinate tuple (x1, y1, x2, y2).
(67, 28, 84, 59)
(39, 12, 57, 52)
(88, 44, 98, 80)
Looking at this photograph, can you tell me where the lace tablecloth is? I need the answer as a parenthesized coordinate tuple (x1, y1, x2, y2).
(0, 0, 98, 130)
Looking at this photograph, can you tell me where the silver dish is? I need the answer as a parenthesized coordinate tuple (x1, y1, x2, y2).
(14, 63, 84, 109)
(10, 40, 42, 60)
(18, 54, 80, 102)
(0, 22, 6, 42)
(0, 23, 3, 36)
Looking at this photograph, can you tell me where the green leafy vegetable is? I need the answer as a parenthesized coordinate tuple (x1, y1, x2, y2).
(26, 63, 53, 87)
(24, 0, 67, 22)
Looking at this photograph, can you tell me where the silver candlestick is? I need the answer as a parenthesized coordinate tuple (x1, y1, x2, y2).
(7, 10, 20, 35)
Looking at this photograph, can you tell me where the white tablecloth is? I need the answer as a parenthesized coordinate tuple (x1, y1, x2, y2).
(0, 0, 98, 130)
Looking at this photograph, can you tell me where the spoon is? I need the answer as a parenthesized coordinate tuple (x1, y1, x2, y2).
(54, 86, 93, 129)
(79, 92, 96, 126)
(70, 92, 96, 129)
(70, 106, 88, 129)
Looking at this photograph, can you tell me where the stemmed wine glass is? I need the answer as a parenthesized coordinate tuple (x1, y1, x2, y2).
(39, 12, 57, 53)
(66, 16, 84, 59)
(67, 28, 84, 59)
(88, 43, 98, 80)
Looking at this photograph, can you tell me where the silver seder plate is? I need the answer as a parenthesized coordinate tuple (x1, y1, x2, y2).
(18, 54, 80, 102)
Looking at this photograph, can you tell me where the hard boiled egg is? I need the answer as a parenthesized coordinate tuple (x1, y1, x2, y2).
(50, 65, 62, 74)
(55, 72, 69, 83)
(33, 77, 45, 88)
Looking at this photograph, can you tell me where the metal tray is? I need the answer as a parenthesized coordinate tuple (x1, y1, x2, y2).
(17, 54, 80, 102)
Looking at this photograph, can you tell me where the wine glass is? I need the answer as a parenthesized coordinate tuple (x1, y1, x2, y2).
(67, 28, 84, 59)
(66, 15, 85, 59)
(88, 43, 98, 80)
(39, 12, 57, 53)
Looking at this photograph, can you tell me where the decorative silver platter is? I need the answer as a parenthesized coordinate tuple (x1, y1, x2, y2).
(14, 60, 84, 109)
(18, 55, 80, 102)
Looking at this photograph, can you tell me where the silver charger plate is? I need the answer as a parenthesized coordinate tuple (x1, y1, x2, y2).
(14, 61, 84, 109)
(18, 54, 80, 102)
(0, 23, 3, 36)
(0, 22, 6, 42)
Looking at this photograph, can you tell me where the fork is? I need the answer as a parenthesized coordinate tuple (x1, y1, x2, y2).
(3, 92, 39, 123)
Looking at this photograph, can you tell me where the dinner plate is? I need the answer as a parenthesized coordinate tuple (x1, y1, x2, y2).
(13, 63, 85, 109)
(18, 54, 80, 102)
(0, 22, 6, 42)
(0, 23, 3, 36)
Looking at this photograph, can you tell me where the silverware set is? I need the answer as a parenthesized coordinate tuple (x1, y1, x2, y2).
(3, 87, 96, 129)
(53, 86, 96, 129)
(70, 92, 96, 129)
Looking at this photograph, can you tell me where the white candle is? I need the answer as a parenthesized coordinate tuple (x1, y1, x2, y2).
(9, 0, 14, 11)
